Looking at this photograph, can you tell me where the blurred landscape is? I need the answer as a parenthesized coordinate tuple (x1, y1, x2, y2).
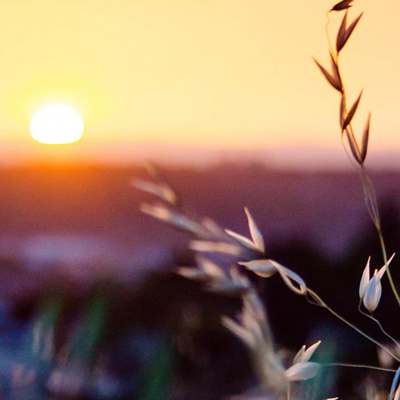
(0, 163, 400, 399)
(0, 163, 399, 268)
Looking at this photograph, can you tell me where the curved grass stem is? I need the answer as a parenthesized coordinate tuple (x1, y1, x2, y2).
(325, 12, 334, 57)
(358, 303, 400, 351)
(306, 288, 400, 362)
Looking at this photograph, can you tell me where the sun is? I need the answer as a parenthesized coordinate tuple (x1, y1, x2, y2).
(30, 104, 84, 145)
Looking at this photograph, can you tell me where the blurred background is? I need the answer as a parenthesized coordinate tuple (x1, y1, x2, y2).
(0, 0, 400, 399)
(0, 165, 399, 400)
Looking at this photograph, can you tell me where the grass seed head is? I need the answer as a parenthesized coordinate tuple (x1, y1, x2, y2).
(359, 257, 371, 300)
(363, 272, 383, 313)
(330, 0, 354, 12)
(284, 362, 320, 382)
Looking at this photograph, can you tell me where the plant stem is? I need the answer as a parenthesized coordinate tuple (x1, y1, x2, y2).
(324, 7, 400, 310)
(358, 303, 400, 350)
(306, 288, 400, 362)
(360, 166, 400, 309)
(323, 363, 396, 373)
(378, 228, 400, 306)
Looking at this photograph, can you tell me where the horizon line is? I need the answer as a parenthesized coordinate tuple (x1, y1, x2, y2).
(0, 142, 399, 170)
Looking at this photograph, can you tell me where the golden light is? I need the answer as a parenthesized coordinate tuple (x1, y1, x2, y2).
(30, 104, 84, 145)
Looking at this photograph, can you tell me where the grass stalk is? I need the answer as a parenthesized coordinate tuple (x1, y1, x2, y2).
(307, 288, 400, 362)
(377, 224, 400, 307)
(358, 303, 400, 350)
(323, 363, 396, 373)
(317, 3, 400, 309)
(359, 166, 400, 308)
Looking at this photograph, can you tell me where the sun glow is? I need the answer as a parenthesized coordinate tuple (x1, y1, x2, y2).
(30, 104, 84, 145)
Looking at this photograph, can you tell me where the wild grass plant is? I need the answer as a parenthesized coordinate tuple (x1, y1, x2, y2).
(135, 1, 400, 399)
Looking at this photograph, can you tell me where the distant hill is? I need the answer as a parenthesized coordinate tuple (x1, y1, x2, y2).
(0, 163, 398, 270)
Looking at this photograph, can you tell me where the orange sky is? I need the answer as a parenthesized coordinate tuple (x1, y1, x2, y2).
(0, 0, 399, 166)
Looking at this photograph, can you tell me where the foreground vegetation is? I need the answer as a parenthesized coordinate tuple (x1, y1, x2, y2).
(135, 1, 400, 399)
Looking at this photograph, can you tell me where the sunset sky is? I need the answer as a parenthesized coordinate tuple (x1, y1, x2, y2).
(0, 0, 399, 167)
